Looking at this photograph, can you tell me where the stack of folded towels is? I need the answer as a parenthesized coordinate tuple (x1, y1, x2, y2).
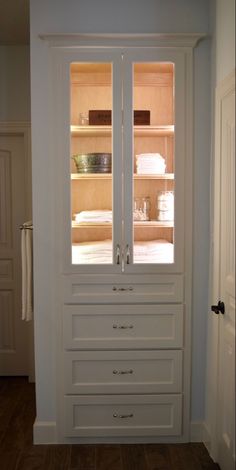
(72, 239, 173, 264)
(136, 153, 166, 174)
(74, 210, 112, 224)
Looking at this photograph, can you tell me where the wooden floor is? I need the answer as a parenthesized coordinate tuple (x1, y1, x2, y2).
(0, 377, 220, 470)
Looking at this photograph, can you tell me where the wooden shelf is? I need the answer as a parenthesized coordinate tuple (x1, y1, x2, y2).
(71, 173, 174, 180)
(72, 220, 174, 228)
(72, 222, 110, 229)
(71, 125, 174, 137)
(134, 220, 174, 228)
(134, 173, 174, 180)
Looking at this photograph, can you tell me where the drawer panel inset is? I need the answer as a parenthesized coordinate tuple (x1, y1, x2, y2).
(64, 394, 182, 437)
(63, 274, 183, 304)
(64, 350, 182, 394)
(63, 304, 183, 350)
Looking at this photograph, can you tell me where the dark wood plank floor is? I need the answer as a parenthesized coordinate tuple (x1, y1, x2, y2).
(0, 377, 220, 470)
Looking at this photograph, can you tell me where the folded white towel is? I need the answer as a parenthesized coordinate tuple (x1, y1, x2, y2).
(74, 210, 112, 223)
(21, 221, 33, 321)
(72, 239, 173, 264)
(136, 153, 166, 175)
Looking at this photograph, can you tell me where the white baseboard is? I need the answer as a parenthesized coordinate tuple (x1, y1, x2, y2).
(202, 422, 211, 452)
(190, 421, 212, 453)
(33, 419, 57, 444)
(190, 421, 204, 442)
(33, 419, 212, 447)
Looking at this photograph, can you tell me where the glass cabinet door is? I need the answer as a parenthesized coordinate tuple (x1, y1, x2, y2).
(58, 49, 184, 273)
(68, 53, 122, 271)
(123, 50, 185, 273)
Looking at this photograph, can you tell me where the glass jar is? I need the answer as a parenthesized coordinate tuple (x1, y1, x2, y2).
(79, 112, 89, 126)
(133, 197, 150, 221)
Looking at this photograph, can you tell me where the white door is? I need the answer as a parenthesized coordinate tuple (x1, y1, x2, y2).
(0, 133, 31, 375)
(212, 72, 235, 470)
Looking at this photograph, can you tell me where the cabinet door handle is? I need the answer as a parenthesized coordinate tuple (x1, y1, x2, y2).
(113, 324, 134, 329)
(113, 369, 133, 375)
(113, 413, 134, 419)
(126, 244, 130, 264)
(112, 286, 133, 291)
(116, 244, 121, 265)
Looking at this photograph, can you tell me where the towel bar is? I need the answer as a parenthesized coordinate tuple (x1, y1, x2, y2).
(20, 224, 33, 230)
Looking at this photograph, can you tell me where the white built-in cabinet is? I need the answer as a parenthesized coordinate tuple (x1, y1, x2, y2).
(48, 35, 200, 443)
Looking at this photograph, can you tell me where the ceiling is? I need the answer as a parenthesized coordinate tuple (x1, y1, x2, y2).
(0, 0, 30, 45)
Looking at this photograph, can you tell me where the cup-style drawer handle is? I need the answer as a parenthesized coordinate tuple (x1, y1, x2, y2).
(113, 324, 134, 329)
(113, 413, 134, 419)
(112, 286, 134, 292)
(113, 369, 133, 375)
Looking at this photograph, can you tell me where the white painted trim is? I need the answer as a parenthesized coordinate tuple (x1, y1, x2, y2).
(47, 420, 210, 445)
(202, 422, 212, 455)
(190, 421, 204, 442)
(190, 421, 212, 449)
(33, 420, 57, 444)
(190, 420, 212, 443)
(39, 33, 206, 48)
(0, 121, 31, 129)
(59, 435, 197, 445)
(190, 422, 216, 462)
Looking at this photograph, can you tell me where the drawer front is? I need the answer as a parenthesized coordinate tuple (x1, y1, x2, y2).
(64, 350, 182, 394)
(64, 394, 182, 437)
(63, 304, 184, 350)
(63, 274, 183, 304)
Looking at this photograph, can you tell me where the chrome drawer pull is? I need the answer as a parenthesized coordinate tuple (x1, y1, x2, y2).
(113, 369, 133, 375)
(112, 286, 134, 291)
(113, 324, 134, 329)
(113, 413, 134, 419)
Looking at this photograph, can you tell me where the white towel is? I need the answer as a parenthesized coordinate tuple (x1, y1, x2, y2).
(21, 222, 33, 321)
(74, 210, 112, 224)
(72, 239, 173, 264)
(136, 153, 166, 175)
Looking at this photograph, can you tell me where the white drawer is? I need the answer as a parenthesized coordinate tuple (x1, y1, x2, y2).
(64, 350, 182, 394)
(63, 274, 183, 304)
(64, 394, 182, 437)
(63, 304, 184, 350)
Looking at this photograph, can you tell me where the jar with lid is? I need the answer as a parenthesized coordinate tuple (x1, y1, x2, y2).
(156, 191, 174, 221)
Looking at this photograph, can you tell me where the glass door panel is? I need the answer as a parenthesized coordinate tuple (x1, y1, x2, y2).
(70, 62, 113, 265)
(132, 62, 175, 264)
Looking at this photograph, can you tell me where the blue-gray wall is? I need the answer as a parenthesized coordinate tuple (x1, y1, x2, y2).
(0, 46, 30, 121)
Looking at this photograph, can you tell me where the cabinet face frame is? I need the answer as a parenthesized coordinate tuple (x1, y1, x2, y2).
(52, 46, 192, 275)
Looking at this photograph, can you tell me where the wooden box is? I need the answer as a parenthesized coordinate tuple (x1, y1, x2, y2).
(89, 110, 150, 125)
(89, 110, 111, 125)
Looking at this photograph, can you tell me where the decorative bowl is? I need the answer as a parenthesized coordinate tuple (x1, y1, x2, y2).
(72, 153, 112, 173)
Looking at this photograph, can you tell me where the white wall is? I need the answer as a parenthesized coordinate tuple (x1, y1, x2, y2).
(30, 0, 211, 432)
(0, 46, 30, 121)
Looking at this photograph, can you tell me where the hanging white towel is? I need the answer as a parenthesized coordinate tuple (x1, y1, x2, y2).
(21, 221, 33, 321)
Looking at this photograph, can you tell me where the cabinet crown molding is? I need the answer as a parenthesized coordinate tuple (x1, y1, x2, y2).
(38, 33, 207, 48)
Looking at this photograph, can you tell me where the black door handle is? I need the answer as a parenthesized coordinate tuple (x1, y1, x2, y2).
(211, 300, 225, 315)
